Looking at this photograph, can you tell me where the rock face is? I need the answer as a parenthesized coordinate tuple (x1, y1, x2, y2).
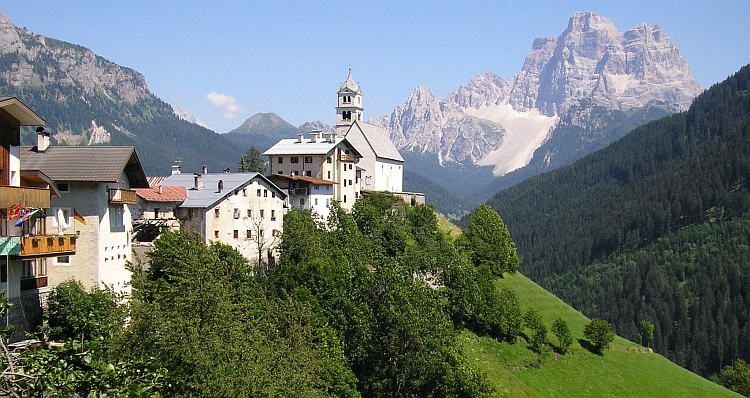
(374, 12, 703, 176)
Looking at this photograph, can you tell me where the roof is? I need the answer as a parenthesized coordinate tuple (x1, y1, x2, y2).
(135, 185, 187, 202)
(160, 172, 287, 209)
(339, 69, 361, 94)
(0, 97, 45, 126)
(19, 146, 149, 188)
(267, 174, 336, 185)
(345, 121, 404, 162)
(147, 176, 169, 187)
(263, 136, 362, 158)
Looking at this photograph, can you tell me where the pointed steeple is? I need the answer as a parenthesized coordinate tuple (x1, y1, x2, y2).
(336, 66, 364, 135)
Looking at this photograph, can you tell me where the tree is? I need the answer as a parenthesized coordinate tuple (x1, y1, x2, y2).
(459, 204, 520, 277)
(523, 308, 548, 354)
(238, 146, 267, 173)
(245, 205, 280, 273)
(638, 319, 655, 348)
(719, 359, 750, 397)
(551, 317, 573, 354)
(584, 318, 615, 352)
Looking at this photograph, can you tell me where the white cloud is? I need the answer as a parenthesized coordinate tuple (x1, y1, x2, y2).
(206, 92, 246, 118)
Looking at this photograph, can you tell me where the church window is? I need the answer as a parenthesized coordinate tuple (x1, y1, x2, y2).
(343, 111, 351, 120)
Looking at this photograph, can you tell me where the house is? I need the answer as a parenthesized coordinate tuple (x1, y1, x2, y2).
(263, 131, 362, 211)
(266, 174, 336, 220)
(264, 69, 411, 212)
(160, 169, 287, 268)
(0, 97, 76, 339)
(20, 137, 149, 296)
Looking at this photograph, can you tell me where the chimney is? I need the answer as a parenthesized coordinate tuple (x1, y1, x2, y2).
(297, 133, 304, 143)
(194, 174, 203, 190)
(218, 179, 223, 192)
(202, 165, 208, 174)
(310, 130, 320, 143)
(325, 133, 332, 142)
(36, 127, 50, 152)
(158, 185, 163, 194)
(171, 164, 181, 175)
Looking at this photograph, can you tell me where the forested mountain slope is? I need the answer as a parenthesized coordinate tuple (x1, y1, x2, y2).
(487, 63, 750, 377)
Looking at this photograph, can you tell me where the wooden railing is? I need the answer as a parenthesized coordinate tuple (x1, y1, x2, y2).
(289, 188, 309, 195)
(108, 188, 137, 205)
(20, 276, 48, 291)
(338, 154, 354, 162)
(19, 235, 77, 257)
(0, 186, 50, 209)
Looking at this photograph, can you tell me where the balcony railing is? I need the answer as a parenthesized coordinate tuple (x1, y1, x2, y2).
(108, 188, 137, 205)
(338, 154, 354, 162)
(20, 276, 48, 291)
(19, 235, 77, 257)
(289, 188, 309, 195)
(0, 186, 50, 209)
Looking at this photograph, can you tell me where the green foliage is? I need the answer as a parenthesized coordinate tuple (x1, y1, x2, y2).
(719, 359, 750, 397)
(523, 308, 548, 354)
(44, 279, 125, 344)
(551, 317, 573, 354)
(489, 64, 750, 376)
(238, 145, 267, 173)
(639, 319, 655, 348)
(460, 204, 520, 277)
(584, 318, 615, 352)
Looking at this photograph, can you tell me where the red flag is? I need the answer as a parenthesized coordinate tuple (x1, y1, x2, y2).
(73, 208, 87, 225)
(7, 204, 21, 220)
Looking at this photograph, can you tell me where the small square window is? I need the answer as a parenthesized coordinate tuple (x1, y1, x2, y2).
(305, 171, 311, 177)
(57, 183, 70, 192)
(327, 157, 332, 164)
(214, 231, 220, 238)
(278, 157, 283, 164)
(304, 156, 313, 163)
(290, 157, 299, 163)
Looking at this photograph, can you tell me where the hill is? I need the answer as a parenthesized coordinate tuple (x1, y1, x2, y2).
(0, 10, 243, 176)
(486, 63, 750, 377)
(222, 112, 304, 152)
(462, 272, 740, 397)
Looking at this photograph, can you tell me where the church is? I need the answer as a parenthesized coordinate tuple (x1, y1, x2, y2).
(264, 69, 413, 217)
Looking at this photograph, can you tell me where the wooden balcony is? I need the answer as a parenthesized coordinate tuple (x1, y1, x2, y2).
(19, 235, 77, 257)
(338, 154, 354, 162)
(0, 186, 50, 209)
(289, 188, 309, 195)
(20, 276, 48, 291)
(108, 188, 137, 205)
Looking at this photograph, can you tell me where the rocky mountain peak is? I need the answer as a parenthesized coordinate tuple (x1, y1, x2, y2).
(239, 113, 294, 130)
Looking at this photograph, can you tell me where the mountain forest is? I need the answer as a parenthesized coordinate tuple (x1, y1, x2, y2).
(488, 63, 750, 378)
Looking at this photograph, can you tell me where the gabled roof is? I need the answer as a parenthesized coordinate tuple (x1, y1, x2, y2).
(345, 121, 403, 162)
(19, 146, 149, 188)
(160, 172, 287, 209)
(267, 174, 336, 185)
(0, 97, 45, 126)
(135, 185, 187, 202)
(263, 136, 362, 158)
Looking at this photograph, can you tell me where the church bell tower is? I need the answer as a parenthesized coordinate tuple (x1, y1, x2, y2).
(335, 67, 363, 135)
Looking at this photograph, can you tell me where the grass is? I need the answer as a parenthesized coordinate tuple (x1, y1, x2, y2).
(461, 272, 741, 397)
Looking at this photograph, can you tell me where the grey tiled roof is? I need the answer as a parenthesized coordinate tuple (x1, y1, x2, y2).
(346, 121, 404, 162)
(160, 172, 287, 209)
(19, 146, 149, 188)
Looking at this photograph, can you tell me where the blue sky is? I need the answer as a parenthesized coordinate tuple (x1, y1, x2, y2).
(3, 1, 749, 133)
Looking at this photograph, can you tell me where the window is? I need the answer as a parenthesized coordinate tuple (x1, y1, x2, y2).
(300, 198, 305, 206)
(290, 157, 299, 163)
(314, 198, 318, 206)
(260, 210, 265, 219)
(345, 149, 350, 154)
(22, 260, 35, 278)
(52, 207, 71, 229)
(234, 208, 240, 219)
(349, 164, 353, 170)
(188, 208, 194, 218)
(242, 188, 247, 196)
(55, 256, 70, 265)
(349, 179, 353, 186)
(56, 182, 69, 192)
(327, 171, 331, 179)
(154, 208, 161, 218)
(272, 191, 276, 198)
(214, 231, 220, 238)
(305, 171, 311, 177)
(259, 230, 264, 237)
(304, 156, 313, 163)
(215, 208, 220, 218)
(343, 111, 351, 120)
(257, 189, 262, 196)
(344, 195, 347, 203)
(278, 171, 283, 174)
(263, 189, 268, 197)
(278, 157, 283, 164)
(247, 209, 252, 218)
(233, 230, 239, 239)
(246, 230, 252, 239)
(271, 210, 276, 220)
(272, 229, 280, 237)
(327, 157, 332, 164)
(344, 179, 347, 187)
(109, 205, 124, 230)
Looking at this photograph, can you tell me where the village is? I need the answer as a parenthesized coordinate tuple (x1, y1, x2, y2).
(0, 71, 424, 338)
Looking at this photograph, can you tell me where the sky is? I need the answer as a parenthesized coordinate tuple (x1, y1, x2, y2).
(3, 1, 749, 133)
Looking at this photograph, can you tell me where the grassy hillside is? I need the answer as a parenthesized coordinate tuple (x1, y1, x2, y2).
(461, 272, 740, 397)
